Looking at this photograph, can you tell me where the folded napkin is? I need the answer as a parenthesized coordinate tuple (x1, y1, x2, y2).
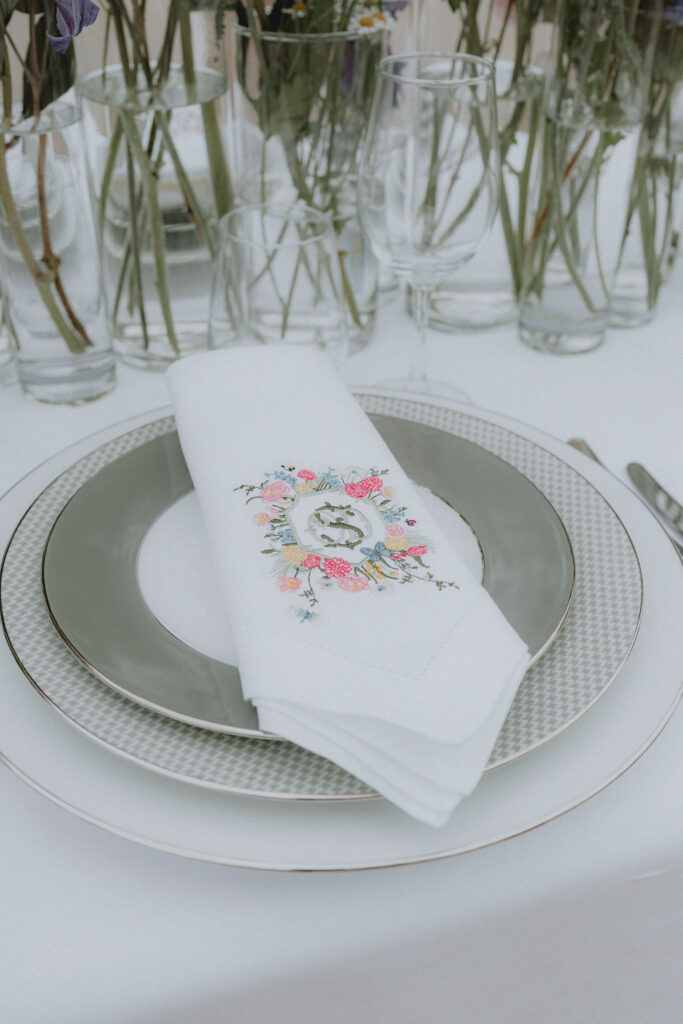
(167, 347, 529, 826)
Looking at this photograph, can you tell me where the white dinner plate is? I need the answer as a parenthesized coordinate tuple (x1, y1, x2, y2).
(0, 398, 679, 870)
(1, 394, 641, 799)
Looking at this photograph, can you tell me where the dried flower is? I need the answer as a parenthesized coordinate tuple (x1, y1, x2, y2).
(48, 0, 99, 54)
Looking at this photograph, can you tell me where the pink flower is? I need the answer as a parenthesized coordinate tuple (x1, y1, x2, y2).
(297, 469, 316, 480)
(344, 481, 368, 498)
(407, 545, 428, 557)
(261, 480, 290, 503)
(387, 523, 405, 537)
(337, 577, 370, 593)
(391, 552, 407, 560)
(301, 554, 321, 569)
(253, 511, 271, 526)
(323, 557, 352, 578)
(366, 476, 383, 492)
(406, 519, 416, 526)
(277, 576, 301, 592)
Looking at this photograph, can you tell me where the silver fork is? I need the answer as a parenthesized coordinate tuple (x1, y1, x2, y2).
(567, 438, 683, 560)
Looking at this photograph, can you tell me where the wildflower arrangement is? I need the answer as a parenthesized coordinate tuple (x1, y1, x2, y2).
(0, 0, 100, 354)
(230, 0, 399, 335)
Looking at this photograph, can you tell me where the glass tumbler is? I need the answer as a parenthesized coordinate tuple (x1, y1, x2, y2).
(209, 199, 349, 364)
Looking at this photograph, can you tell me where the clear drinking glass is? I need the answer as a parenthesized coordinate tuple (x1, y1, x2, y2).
(357, 52, 499, 397)
(208, 199, 349, 364)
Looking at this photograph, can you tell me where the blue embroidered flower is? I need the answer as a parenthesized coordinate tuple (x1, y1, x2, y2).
(360, 542, 389, 560)
(295, 608, 317, 623)
(271, 528, 296, 545)
(48, 0, 99, 54)
(381, 507, 405, 523)
(321, 469, 343, 489)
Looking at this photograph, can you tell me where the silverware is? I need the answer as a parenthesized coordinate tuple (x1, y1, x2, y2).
(627, 463, 683, 539)
(567, 438, 683, 559)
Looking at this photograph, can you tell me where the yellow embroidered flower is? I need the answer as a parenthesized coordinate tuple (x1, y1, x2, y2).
(281, 545, 307, 564)
(385, 535, 410, 551)
(383, 486, 393, 498)
(295, 479, 313, 493)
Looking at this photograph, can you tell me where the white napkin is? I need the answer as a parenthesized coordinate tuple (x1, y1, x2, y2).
(167, 347, 529, 826)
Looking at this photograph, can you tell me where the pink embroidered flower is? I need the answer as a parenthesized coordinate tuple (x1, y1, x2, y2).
(261, 480, 290, 503)
(365, 476, 383, 492)
(253, 511, 271, 526)
(386, 523, 405, 537)
(323, 557, 352, 578)
(338, 577, 370, 593)
(301, 554, 321, 569)
(406, 519, 416, 526)
(391, 552, 407, 560)
(297, 469, 316, 480)
(344, 481, 368, 498)
(277, 576, 301, 592)
(407, 545, 428, 557)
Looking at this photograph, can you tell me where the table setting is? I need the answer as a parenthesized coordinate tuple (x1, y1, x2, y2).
(0, 1, 682, 1021)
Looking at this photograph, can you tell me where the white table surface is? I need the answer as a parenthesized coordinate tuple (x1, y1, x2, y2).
(1, 277, 682, 1024)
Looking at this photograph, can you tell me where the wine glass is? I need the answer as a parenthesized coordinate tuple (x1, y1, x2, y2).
(358, 52, 499, 398)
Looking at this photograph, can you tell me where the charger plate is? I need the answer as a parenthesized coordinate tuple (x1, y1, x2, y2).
(1, 395, 642, 799)
(41, 416, 574, 737)
(0, 401, 677, 870)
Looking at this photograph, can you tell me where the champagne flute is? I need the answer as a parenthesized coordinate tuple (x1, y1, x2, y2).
(358, 52, 499, 398)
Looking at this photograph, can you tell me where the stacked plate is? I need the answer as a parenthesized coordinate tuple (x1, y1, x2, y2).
(0, 392, 680, 870)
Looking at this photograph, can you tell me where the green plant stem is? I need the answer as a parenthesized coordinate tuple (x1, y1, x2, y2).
(125, 139, 150, 349)
(0, 138, 85, 354)
(119, 109, 179, 354)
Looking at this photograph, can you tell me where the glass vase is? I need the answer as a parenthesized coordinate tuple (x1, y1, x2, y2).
(519, 2, 661, 355)
(79, 7, 233, 370)
(611, 19, 683, 328)
(430, 60, 546, 331)
(230, 21, 389, 352)
(424, 0, 555, 332)
(0, 101, 115, 403)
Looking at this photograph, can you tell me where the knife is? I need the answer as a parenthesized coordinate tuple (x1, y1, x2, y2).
(627, 463, 683, 541)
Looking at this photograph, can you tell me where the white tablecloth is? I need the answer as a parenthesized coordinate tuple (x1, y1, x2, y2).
(1, 277, 682, 1023)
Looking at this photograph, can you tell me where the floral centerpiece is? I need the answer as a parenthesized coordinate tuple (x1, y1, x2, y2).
(229, 0, 400, 347)
(78, 0, 234, 368)
(612, 1, 683, 323)
(0, 0, 115, 401)
(518, 0, 668, 353)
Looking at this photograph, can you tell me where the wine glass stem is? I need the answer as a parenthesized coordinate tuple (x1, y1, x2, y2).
(409, 284, 432, 385)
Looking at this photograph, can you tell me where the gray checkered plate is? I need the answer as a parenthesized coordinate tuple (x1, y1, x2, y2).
(0, 394, 643, 800)
(41, 416, 574, 739)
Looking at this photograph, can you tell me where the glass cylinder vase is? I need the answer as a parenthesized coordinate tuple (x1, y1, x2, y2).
(611, 17, 683, 328)
(79, 6, 233, 370)
(0, 101, 115, 402)
(519, 1, 661, 355)
(230, 19, 389, 352)
(426, 1, 555, 331)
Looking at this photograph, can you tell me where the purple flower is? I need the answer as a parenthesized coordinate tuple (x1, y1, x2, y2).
(48, 0, 99, 54)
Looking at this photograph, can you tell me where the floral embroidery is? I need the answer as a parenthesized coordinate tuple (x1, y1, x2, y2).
(235, 466, 458, 616)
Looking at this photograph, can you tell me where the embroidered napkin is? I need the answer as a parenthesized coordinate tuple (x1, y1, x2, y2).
(167, 347, 529, 826)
